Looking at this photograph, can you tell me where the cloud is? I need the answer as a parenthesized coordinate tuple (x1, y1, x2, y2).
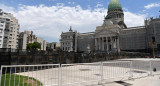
(124, 12, 146, 27)
(96, 2, 103, 8)
(68, 2, 75, 5)
(0, 4, 147, 42)
(144, 3, 160, 9)
(11, 4, 106, 42)
(0, 4, 15, 12)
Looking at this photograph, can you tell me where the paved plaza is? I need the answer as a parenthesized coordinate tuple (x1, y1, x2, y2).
(15, 58, 160, 86)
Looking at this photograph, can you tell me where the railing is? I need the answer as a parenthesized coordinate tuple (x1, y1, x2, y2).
(61, 63, 101, 85)
(0, 64, 60, 86)
(102, 61, 131, 80)
(1, 60, 160, 86)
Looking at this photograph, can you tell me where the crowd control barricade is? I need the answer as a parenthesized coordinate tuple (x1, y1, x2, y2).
(0, 64, 60, 86)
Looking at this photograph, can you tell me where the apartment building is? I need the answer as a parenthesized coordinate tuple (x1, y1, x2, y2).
(19, 31, 46, 50)
(0, 9, 20, 49)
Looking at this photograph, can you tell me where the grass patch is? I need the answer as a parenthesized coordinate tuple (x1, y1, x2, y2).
(1, 73, 43, 86)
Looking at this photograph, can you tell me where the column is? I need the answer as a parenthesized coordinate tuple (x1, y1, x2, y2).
(99, 38, 101, 50)
(113, 37, 116, 48)
(102, 37, 104, 51)
(117, 37, 120, 52)
(100, 37, 102, 51)
(111, 36, 113, 50)
(95, 38, 97, 50)
(98, 38, 100, 50)
(106, 37, 108, 51)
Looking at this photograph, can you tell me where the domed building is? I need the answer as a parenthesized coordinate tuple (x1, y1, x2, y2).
(60, 0, 160, 53)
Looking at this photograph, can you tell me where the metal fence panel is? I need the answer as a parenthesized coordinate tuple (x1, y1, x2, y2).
(1, 60, 159, 86)
(102, 61, 131, 80)
(151, 60, 160, 75)
(0, 64, 60, 86)
(61, 63, 101, 85)
(131, 61, 151, 78)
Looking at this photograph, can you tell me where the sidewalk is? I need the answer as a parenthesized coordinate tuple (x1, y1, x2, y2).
(118, 58, 160, 61)
(76, 75, 160, 86)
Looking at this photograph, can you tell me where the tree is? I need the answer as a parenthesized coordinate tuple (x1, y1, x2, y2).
(26, 42, 41, 50)
(56, 47, 62, 52)
(27, 43, 32, 50)
(32, 42, 41, 50)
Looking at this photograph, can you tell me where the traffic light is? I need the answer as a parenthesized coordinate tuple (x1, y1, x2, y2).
(152, 36, 155, 45)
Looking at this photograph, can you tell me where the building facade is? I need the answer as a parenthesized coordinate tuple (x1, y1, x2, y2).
(60, 0, 160, 53)
(46, 42, 57, 51)
(77, 32, 95, 53)
(35, 37, 46, 51)
(0, 9, 20, 49)
(19, 31, 46, 50)
(60, 27, 77, 52)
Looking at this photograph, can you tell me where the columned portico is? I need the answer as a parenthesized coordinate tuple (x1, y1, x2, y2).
(95, 35, 120, 52)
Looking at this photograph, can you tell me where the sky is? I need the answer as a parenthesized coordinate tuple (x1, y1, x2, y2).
(0, 0, 160, 42)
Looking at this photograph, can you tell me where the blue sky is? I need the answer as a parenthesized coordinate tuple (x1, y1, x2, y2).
(0, 0, 160, 42)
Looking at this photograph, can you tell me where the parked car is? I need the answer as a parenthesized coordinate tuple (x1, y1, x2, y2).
(155, 54, 160, 58)
(145, 56, 151, 58)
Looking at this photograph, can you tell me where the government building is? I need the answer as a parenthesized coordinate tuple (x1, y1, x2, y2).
(60, 0, 160, 53)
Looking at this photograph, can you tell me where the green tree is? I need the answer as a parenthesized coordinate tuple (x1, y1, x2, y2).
(32, 42, 41, 50)
(27, 43, 32, 50)
(26, 42, 41, 50)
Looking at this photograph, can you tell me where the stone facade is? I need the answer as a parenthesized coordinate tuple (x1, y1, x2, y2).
(60, 27, 77, 52)
(145, 18, 160, 50)
(60, 0, 160, 53)
(77, 32, 95, 53)
(120, 26, 146, 51)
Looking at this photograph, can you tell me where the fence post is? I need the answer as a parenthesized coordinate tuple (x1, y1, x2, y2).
(99, 62, 104, 85)
(0, 66, 3, 86)
(130, 61, 133, 77)
(150, 60, 152, 76)
(58, 64, 62, 86)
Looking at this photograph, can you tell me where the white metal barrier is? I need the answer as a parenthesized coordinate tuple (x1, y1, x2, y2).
(102, 61, 132, 80)
(61, 63, 101, 85)
(1, 60, 159, 86)
(150, 60, 160, 75)
(131, 61, 151, 77)
(0, 64, 60, 86)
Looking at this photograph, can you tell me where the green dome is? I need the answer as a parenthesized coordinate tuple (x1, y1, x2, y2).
(108, 0, 122, 11)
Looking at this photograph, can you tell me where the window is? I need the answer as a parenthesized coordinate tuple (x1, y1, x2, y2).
(68, 47, 70, 50)
(6, 19, 10, 21)
(0, 36, 2, 38)
(0, 29, 2, 33)
(4, 37, 8, 39)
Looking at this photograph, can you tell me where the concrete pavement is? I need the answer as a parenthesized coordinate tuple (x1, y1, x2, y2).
(15, 58, 160, 86)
